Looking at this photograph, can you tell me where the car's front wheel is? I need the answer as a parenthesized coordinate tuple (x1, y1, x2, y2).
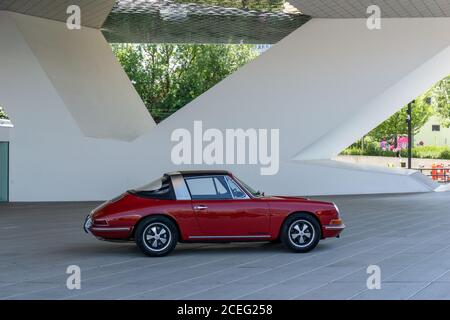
(135, 216, 178, 257)
(281, 213, 321, 253)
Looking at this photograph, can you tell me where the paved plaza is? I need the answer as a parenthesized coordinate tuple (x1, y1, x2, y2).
(1, 191, 449, 300)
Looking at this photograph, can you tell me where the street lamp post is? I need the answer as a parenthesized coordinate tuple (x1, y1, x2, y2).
(407, 101, 414, 169)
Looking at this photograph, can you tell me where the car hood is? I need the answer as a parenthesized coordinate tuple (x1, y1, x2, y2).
(261, 195, 334, 206)
(263, 195, 309, 201)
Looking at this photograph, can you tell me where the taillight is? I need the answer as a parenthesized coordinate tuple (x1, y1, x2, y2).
(93, 219, 108, 226)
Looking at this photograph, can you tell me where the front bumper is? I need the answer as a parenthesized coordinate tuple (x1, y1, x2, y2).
(324, 224, 346, 231)
(322, 222, 345, 239)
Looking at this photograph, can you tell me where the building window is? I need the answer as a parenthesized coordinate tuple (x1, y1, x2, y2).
(432, 125, 441, 132)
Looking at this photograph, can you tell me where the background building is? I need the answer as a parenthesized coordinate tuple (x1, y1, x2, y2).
(0, 119, 10, 202)
(415, 115, 450, 147)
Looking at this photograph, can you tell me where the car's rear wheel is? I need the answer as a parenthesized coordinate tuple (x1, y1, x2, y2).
(281, 213, 321, 253)
(135, 216, 178, 257)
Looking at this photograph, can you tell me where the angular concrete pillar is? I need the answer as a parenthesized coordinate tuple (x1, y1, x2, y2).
(0, 12, 154, 201)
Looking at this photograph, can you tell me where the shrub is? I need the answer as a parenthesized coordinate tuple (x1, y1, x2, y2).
(340, 145, 450, 160)
(413, 146, 449, 159)
(440, 149, 450, 160)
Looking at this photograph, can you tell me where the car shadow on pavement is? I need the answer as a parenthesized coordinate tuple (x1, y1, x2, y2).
(57, 240, 335, 259)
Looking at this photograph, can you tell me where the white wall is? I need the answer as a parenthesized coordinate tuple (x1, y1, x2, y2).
(1, 12, 450, 201)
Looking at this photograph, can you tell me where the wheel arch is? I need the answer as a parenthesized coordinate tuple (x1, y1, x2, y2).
(277, 211, 323, 240)
(132, 213, 182, 240)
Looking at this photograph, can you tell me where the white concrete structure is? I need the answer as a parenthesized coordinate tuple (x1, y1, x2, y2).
(1, 2, 450, 201)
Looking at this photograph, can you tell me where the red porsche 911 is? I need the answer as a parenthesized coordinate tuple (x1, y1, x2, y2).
(84, 171, 345, 257)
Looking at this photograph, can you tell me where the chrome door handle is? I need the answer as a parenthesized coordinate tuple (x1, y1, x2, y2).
(194, 205, 208, 210)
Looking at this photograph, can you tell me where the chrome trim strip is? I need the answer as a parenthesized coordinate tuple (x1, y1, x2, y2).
(189, 235, 271, 239)
(91, 227, 131, 232)
(333, 203, 341, 217)
(170, 172, 192, 200)
(324, 224, 346, 230)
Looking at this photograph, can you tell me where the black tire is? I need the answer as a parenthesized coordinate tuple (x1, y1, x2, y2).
(280, 213, 321, 253)
(135, 216, 178, 257)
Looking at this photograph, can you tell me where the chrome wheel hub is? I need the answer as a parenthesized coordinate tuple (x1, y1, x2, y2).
(143, 223, 171, 252)
(288, 220, 314, 248)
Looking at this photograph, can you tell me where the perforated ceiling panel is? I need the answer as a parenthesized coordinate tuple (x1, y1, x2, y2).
(2, 0, 449, 45)
(0, 0, 116, 28)
(291, 0, 450, 18)
(102, 0, 310, 44)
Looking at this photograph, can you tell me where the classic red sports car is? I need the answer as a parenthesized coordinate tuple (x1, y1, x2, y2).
(84, 171, 345, 257)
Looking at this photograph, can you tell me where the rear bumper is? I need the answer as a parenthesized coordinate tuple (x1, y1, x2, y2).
(83, 215, 93, 234)
(83, 214, 132, 239)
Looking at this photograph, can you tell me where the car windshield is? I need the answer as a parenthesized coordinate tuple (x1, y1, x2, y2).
(234, 176, 264, 197)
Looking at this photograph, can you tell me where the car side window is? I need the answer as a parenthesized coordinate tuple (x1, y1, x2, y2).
(225, 176, 249, 199)
(185, 176, 232, 200)
(213, 177, 229, 195)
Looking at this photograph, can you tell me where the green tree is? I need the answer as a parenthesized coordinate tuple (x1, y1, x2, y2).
(111, 44, 258, 123)
(432, 75, 450, 127)
(368, 91, 434, 141)
(174, 0, 285, 12)
(0, 106, 8, 119)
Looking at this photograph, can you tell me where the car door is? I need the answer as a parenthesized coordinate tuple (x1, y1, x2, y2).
(185, 175, 270, 239)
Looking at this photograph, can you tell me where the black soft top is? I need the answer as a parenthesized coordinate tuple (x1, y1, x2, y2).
(172, 170, 232, 177)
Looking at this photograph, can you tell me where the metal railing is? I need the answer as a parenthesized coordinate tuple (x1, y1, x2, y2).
(415, 167, 450, 183)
